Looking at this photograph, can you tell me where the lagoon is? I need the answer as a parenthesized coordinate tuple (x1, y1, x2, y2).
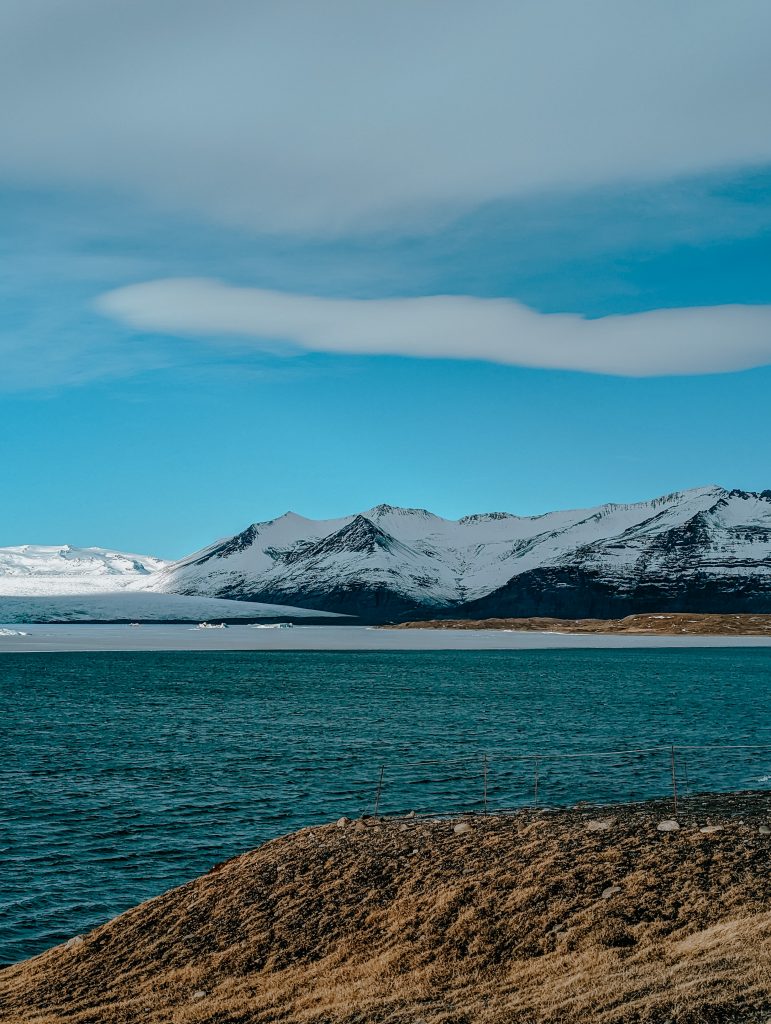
(1, 647, 769, 963)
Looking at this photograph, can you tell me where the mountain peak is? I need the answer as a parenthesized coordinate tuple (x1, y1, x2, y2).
(312, 515, 396, 556)
(459, 512, 516, 524)
(367, 503, 434, 518)
(193, 524, 261, 565)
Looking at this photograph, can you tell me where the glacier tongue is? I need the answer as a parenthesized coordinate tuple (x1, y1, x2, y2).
(0, 592, 341, 623)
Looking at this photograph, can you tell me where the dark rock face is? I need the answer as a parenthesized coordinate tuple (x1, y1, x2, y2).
(302, 579, 769, 627)
(214, 568, 771, 622)
(300, 516, 396, 559)
(192, 525, 261, 565)
(460, 567, 771, 620)
(232, 584, 429, 621)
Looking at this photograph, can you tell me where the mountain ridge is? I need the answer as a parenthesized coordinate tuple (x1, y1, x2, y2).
(4, 487, 769, 621)
(147, 485, 771, 621)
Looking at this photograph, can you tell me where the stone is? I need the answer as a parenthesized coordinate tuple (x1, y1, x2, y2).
(399, 824, 408, 832)
(699, 824, 723, 834)
(192, 991, 207, 1000)
(336, 816, 351, 827)
(601, 885, 622, 899)
(759, 825, 770, 835)
(585, 818, 615, 831)
(453, 821, 472, 834)
(65, 935, 84, 949)
(657, 820, 680, 832)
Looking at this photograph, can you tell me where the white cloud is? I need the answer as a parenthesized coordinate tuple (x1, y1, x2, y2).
(2, 1, 771, 235)
(97, 278, 771, 377)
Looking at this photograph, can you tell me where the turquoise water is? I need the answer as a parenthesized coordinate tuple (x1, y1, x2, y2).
(1, 648, 769, 963)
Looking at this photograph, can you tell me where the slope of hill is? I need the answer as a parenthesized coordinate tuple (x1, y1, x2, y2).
(2, 795, 768, 1023)
(148, 487, 771, 620)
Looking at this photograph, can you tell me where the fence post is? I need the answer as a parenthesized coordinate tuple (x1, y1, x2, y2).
(670, 745, 678, 816)
(482, 753, 488, 815)
(533, 757, 540, 808)
(373, 764, 385, 816)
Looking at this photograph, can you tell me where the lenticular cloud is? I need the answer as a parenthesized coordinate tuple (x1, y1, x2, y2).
(98, 278, 771, 378)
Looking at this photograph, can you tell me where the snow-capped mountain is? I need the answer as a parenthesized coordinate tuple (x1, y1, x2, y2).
(0, 545, 168, 596)
(148, 486, 771, 620)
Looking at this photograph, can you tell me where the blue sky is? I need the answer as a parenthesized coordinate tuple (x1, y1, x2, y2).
(2, 2, 771, 557)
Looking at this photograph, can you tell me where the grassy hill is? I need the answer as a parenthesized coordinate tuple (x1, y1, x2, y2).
(1, 794, 769, 1023)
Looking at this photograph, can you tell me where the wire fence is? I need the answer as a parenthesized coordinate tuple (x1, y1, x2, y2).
(348, 743, 771, 819)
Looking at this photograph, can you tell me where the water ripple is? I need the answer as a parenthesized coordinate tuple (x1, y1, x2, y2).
(1, 647, 769, 963)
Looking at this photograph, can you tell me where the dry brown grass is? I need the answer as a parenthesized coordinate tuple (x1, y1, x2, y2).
(1, 795, 769, 1024)
(386, 613, 771, 635)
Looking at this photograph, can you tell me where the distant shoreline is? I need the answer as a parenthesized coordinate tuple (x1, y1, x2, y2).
(385, 612, 771, 636)
(3, 622, 771, 652)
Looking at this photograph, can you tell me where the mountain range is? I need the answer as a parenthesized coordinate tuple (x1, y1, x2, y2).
(2, 486, 770, 622)
(146, 485, 771, 621)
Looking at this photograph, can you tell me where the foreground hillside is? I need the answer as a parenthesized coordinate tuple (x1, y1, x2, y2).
(388, 612, 771, 635)
(148, 486, 771, 621)
(2, 795, 769, 1024)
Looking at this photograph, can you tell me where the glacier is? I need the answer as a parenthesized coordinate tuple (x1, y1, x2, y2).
(0, 545, 167, 596)
(0, 592, 340, 624)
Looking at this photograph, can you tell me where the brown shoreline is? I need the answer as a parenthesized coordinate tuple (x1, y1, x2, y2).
(385, 612, 771, 635)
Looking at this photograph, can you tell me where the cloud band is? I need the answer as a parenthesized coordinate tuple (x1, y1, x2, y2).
(97, 278, 771, 377)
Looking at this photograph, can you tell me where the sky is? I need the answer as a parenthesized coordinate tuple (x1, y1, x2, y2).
(2, 0, 771, 558)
